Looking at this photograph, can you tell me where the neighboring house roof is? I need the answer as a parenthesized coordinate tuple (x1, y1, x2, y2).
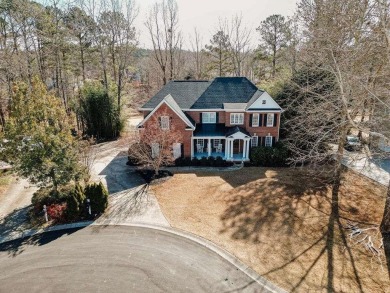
(140, 80, 211, 110)
(139, 77, 282, 112)
(191, 77, 258, 109)
(138, 94, 195, 129)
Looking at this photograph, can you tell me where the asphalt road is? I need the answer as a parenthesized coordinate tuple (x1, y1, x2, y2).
(0, 226, 270, 293)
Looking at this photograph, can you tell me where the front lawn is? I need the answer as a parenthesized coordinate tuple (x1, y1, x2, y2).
(152, 167, 389, 292)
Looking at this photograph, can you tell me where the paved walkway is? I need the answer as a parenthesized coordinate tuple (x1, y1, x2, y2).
(342, 151, 390, 186)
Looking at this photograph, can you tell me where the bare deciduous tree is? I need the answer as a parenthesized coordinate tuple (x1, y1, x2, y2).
(145, 0, 181, 85)
(128, 112, 182, 175)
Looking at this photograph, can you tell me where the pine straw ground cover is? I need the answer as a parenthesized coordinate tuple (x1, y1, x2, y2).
(152, 167, 390, 292)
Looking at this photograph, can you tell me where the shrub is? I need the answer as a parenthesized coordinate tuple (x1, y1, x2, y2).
(215, 156, 224, 167)
(207, 156, 216, 167)
(47, 203, 67, 223)
(32, 185, 73, 212)
(191, 157, 200, 166)
(84, 182, 108, 215)
(65, 184, 86, 220)
(200, 156, 208, 166)
(250, 142, 289, 167)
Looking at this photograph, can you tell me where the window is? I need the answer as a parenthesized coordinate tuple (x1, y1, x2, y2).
(160, 116, 170, 130)
(173, 143, 181, 159)
(202, 112, 216, 123)
(265, 136, 272, 147)
(252, 113, 259, 127)
(262, 100, 266, 104)
(197, 139, 204, 147)
(266, 113, 274, 127)
(151, 143, 159, 158)
(230, 113, 244, 124)
(251, 136, 258, 147)
(213, 139, 220, 147)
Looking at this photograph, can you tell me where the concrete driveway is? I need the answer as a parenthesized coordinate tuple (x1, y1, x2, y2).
(0, 225, 274, 293)
(90, 140, 169, 226)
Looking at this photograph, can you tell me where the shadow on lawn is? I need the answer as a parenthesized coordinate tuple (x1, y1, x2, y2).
(218, 167, 380, 292)
(175, 167, 268, 189)
(0, 227, 84, 257)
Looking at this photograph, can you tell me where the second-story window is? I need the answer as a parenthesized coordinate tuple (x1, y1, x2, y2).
(160, 116, 170, 130)
(266, 113, 274, 127)
(230, 113, 244, 125)
(202, 112, 216, 123)
(252, 113, 259, 127)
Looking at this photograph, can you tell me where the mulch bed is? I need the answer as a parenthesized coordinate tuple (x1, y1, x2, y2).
(136, 169, 173, 184)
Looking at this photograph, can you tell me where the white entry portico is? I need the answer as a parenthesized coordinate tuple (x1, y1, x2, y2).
(191, 127, 251, 161)
(224, 130, 251, 161)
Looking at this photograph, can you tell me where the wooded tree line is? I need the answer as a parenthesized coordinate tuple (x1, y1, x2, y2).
(0, 0, 300, 132)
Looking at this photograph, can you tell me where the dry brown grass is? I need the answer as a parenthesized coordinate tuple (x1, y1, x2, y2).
(153, 167, 390, 292)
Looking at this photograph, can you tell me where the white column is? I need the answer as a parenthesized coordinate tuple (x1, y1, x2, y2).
(243, 140, 246, 159)
(230, 140, 234, 159)
(208, 138, 211, 157)
(224, 139, 228, 159)
(245, 139, 250, 159)
(191, 137, 194, 158)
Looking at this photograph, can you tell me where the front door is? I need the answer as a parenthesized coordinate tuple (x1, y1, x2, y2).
(233, 140, 240, 154)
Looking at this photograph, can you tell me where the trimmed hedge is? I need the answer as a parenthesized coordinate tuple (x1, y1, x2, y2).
(250, 142, 289, 167)
(84, 182, 108, 215)
(175, 156, 234, 167)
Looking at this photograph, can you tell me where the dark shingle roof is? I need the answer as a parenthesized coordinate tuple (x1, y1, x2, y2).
(190, 77, 258, 109)
(141, 80, 211, 109)
(193, 124, 226, 137)
(225, 126, 250, 137)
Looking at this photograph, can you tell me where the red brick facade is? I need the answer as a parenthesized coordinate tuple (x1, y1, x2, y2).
(141, 104, 281, 158)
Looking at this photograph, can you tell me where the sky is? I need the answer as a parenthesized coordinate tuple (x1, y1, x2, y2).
(135, 0, 299, 49)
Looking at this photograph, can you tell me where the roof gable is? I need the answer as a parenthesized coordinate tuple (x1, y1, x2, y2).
(246, 91, 282, 111)
(138, 94, 195, 129)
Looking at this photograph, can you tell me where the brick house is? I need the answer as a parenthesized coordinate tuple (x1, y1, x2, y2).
(138, 77, 282, 161)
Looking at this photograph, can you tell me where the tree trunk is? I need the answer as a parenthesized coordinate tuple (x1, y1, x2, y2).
(99, 43, 108, 90)
(79, 37, 86, 82)
(380, 179, 390, 234)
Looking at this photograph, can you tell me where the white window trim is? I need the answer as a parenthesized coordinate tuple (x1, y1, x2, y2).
(160, 116, 170, 130)
(265, 135, 272, 147)
(173, 143, 181, 159)
(202, 112, 216, 124)
(252, 113, 259, 127)
(230, 113, 244, 125)
(251, 136, 258, 147)
(151, 143, 160, 158)
(266, 113, 274, 127)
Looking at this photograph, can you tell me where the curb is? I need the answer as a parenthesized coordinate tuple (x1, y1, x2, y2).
(0, 221, 286, 293)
